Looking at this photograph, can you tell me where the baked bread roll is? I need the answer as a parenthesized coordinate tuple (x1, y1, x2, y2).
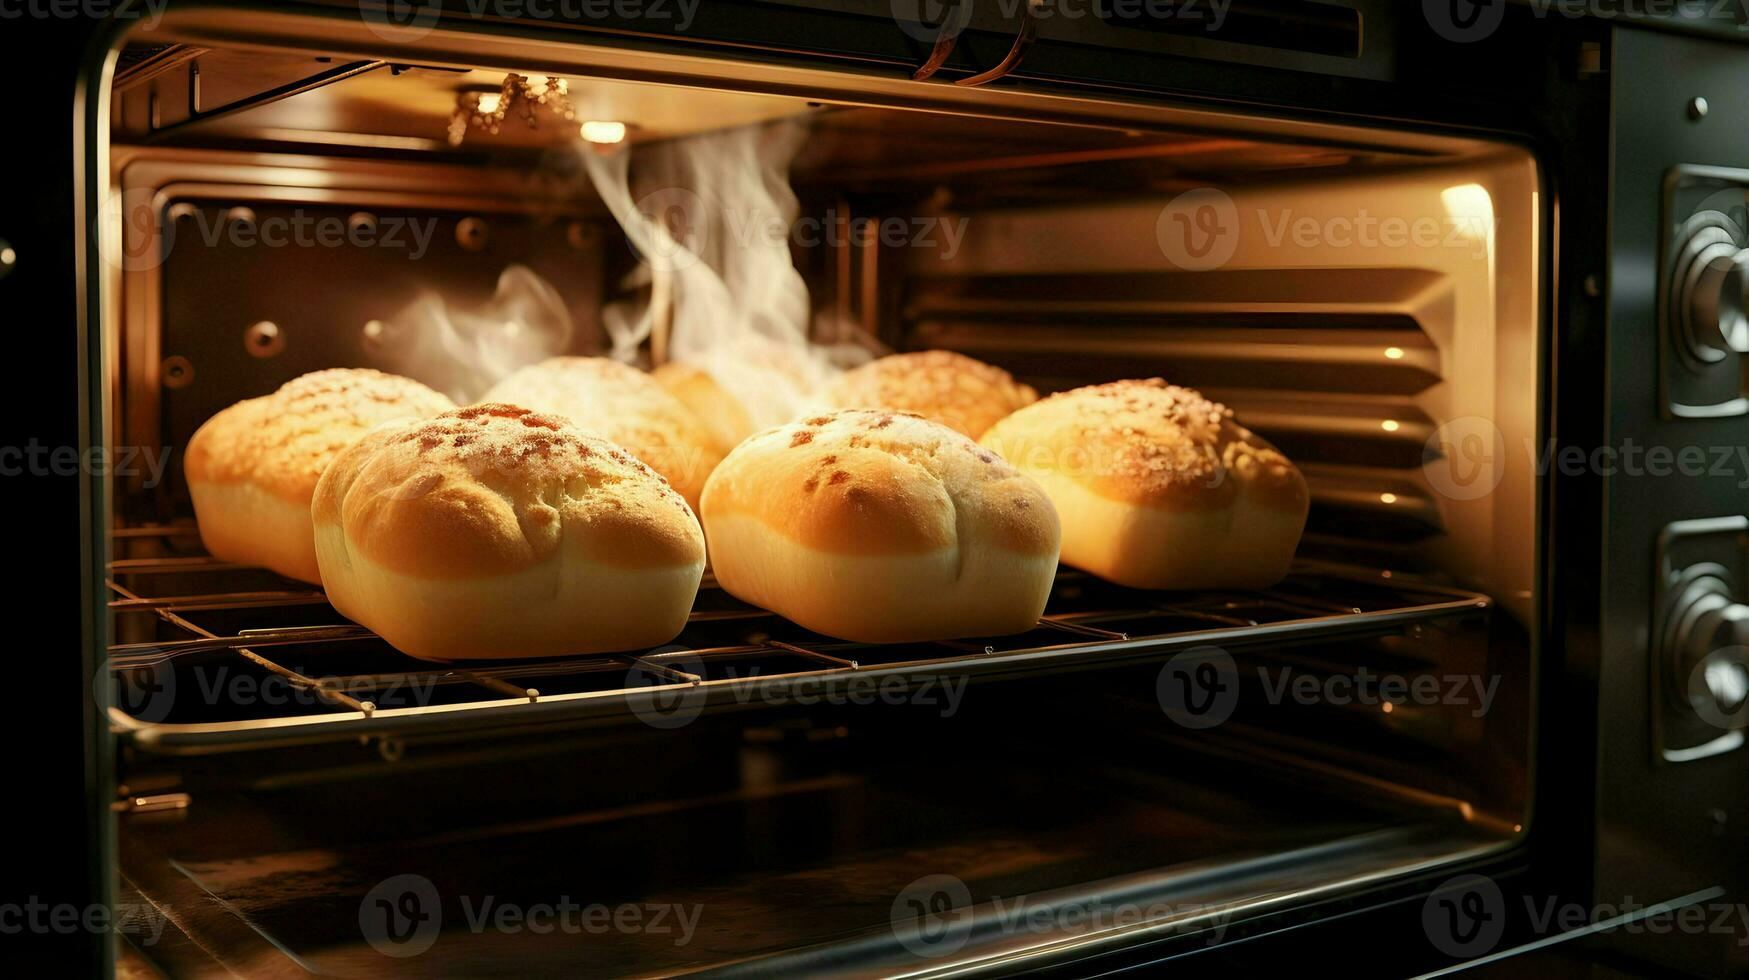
(483, 357, 722, 508)
(184, 368, 454, 583)
(816, 350, 1037, 438)
(312, 404, 705, 661)
(701, 409, 1060, 642)
(980, 379, 1308, 590)
(651, 362, 756, 455)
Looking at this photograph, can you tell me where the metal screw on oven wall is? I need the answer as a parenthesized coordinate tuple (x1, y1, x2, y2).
(0, 237, 14, 279)
(161, 355, 194, 390)
(456, 216, 489, 251)
(244, 320, 285, 358)
(1689, 96, 1709, 121)
(348, 211, 378, 237)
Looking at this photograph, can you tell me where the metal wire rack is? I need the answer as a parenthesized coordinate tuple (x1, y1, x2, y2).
(103, 524, 1491, 751)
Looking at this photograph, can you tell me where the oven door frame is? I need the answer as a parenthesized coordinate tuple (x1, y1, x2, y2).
(44, 0, 1620, 974)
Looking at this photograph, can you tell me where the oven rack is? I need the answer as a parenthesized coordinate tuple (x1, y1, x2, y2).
(103, 525, 1491, 752)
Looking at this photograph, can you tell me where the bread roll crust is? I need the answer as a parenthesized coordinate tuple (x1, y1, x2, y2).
(817, 350, 1037, 438)
(980, 379, 1306, 513)
(184, 368, 455, 582)
(651, 362, 757, 455)
(980, 379, 1308, 589)
(701, 410, 1060, 642)
(186, 368, 455, 502)
(313, 404, 705, 660)
(314, 404, 704, 577)
(482, 357, 723, 508)
(704, 410, 1058, 558)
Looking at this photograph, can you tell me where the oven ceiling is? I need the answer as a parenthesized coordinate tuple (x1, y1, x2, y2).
(112, 41, 1414, 192)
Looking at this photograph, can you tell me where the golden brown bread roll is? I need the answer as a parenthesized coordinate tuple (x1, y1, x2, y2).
(816, 350, 1037, 438)
(651, 362, 756, 455)
(980, 379, 1308, 590)
(701, 409, 1060, 643)
(184, 368, 455, 583)
(483, 357, 722, 508)
(312, 404, 705, 661)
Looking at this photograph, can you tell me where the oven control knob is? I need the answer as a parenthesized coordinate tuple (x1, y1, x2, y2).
(1665, 569, 1749, 728)
(1672, 213, 1749, 367)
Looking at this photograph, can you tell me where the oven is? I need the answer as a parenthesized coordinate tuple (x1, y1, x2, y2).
(7, 0, 1749, 975)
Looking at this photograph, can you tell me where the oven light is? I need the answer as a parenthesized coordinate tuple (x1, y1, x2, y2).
(1380, 419, 1399, 432)
(1384, 346, 1404, 360)
(1440, 182, 1495, 245)
(1379, 492, 1398, 504)
(580, 120, 628, 145)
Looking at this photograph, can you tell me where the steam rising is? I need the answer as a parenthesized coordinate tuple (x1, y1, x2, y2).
(373, 264, 573, 403)
(374, 119, 868, 424)
(580, 119, 861, 430)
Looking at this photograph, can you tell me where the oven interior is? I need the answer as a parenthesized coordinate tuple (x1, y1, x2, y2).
(101, 23, 1540, 976)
